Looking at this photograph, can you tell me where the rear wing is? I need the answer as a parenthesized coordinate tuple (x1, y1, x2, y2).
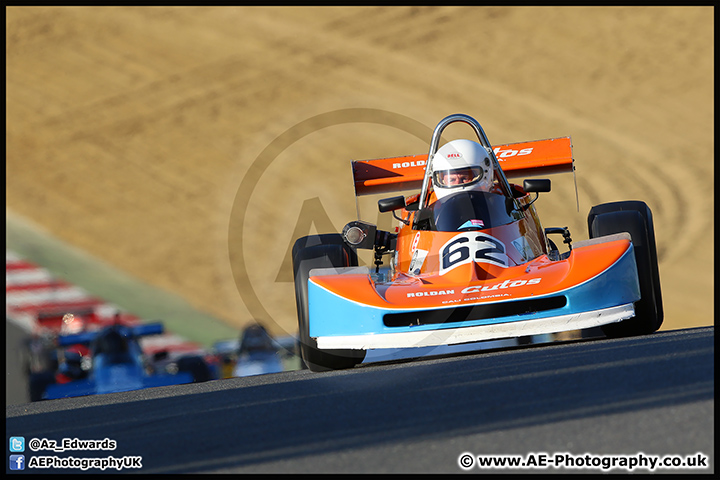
(352, 137, 573, 196)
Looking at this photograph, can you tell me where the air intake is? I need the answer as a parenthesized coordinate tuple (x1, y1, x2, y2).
(383, 296, 567, 327)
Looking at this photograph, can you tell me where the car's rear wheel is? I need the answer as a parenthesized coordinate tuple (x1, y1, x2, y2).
(177, 355, 214, 383)
(292, 234, 365, 372)
(588, 201, 663, 337)
(28, 371, 55, 402)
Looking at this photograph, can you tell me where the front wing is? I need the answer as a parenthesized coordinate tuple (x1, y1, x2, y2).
(307, 238, 640, 350)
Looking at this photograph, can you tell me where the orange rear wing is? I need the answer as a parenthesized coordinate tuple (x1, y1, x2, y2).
(352, 137, 573, 196)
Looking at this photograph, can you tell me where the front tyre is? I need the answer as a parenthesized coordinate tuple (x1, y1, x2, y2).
(588, 201, 663, 337)
(292, 234, 366, 372)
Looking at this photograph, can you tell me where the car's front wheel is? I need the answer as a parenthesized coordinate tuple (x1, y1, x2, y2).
(292, 234, 365, 372)
(588, 201, 663, 337)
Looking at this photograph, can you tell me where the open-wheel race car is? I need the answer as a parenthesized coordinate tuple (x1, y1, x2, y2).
(292, 113, 663, 372)
(28, 321, 213, 401)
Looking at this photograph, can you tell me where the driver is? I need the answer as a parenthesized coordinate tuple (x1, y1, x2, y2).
(431, 139, 494, 200)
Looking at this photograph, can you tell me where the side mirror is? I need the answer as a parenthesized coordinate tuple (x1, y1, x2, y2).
(342, 221, 396, 251)
(523, 179, 551, 193)
(342, 221, 377, 250)
(378, 196, 406, 213)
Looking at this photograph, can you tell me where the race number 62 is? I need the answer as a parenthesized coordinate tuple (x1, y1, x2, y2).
(440, 232, 508, 275)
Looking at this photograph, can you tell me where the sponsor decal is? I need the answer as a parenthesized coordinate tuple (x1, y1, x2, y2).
(392, 160, 426, 169)
(461, 278, 541, 293)
(408, 248, 428, 276)
(439, 232, 509, 275)
(409, 277, 541, 301)
(493, 147, 533, 158)
(410, 231, 421, 253)
(442, 293, 511, 304)
(407, 289, 455, 298)
(459, 219, 484, 230)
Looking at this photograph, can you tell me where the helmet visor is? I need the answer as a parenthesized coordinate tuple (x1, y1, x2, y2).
(433, 166, 484, 188)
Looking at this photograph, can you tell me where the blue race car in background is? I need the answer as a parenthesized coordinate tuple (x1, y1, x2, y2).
(212, 323, 300, 378)
(29, 322, 213, 401)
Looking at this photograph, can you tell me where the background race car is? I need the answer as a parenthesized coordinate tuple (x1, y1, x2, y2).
(211, 323, 300, 378)
(7, 250, 215, 401)
(30, 321, 214, 401)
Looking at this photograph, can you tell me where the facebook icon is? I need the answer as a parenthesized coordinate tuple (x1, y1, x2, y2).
(9, 455, 25, 471)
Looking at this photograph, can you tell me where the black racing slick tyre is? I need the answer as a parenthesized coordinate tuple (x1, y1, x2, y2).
(292, 234, 365, 372)
(177, 355, 214, 383)
(28, 371, 55, 402)
(588, 201, 663, 338)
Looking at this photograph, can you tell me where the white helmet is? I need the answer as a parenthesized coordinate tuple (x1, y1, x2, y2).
(431, 139, 494, 200)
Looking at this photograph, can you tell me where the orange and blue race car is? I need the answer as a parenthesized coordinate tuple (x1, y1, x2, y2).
(292, 113, 663, 372)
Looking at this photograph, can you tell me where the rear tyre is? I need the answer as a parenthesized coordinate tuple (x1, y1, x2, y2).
(28, 371, 55, 402)
(177, 355, 214, 383)
(588, 201, 663, 337)
(292, 234, 365, 372)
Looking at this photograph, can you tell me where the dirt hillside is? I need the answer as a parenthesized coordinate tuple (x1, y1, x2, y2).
(6, 7, 714, 338)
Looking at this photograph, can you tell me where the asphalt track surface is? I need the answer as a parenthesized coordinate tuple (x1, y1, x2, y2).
(6, 326, 714, 474)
